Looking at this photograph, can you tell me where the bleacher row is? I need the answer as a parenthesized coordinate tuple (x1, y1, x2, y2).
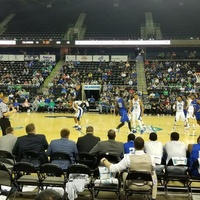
(1, 151, 200, 199)
(59, 61, 136, 86)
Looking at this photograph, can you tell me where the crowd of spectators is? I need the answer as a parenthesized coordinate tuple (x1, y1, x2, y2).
(0, 60, 55, 87)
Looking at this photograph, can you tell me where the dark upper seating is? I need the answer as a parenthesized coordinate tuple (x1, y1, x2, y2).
(0, 0, 200, 40)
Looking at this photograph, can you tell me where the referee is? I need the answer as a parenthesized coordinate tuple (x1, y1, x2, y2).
(0, 95, 16, 136)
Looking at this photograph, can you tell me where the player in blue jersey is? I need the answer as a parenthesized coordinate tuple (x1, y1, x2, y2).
(115, 94, 132, 133)
(194, 99, 200, 126)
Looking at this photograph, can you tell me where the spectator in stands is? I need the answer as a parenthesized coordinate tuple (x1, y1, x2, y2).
(76, 126, 100, 153)
(164, 132, 187, 164)
(124, 133, 135, 154)
(12, 123, 48, 163)
(189, 136, 200, 177)
(90, 129, 124, 159)
(38, 97, 47, 112)
(13, 99, 20, 112)
(47, 128, 78, 170)
(145, 132, 163, 157)
(151, 102, 158, 115)
(22, 98, 31, 112)
(47, 99, 55, 112)
(0, 127, 17, 153)
(32, 97, 40, 112)
(101, 137, 157, 200)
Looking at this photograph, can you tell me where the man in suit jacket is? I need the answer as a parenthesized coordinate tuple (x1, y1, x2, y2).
(12, 123, 48, 164)
(77, 126, 100, 153)
(89, 129, 124, 159)
(47, 128, 78, 170)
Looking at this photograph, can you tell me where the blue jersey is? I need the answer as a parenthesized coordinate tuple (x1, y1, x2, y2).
(195, 103, 200, 120)
(117, 98, 127, 111)
(191, 99, 197, 110)
(117, 98, 129, 123)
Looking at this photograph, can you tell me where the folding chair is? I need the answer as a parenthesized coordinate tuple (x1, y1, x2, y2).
(124, 171, 153, 200)
(0, 150, 16, 170)
(13, 162, 41, 196)
(94, 153, 121, 200)
(76, 153, 97, 174)
(21, 151, 43, 168)
(164, 157, 190, 196)
(67, 164, 94, 200)
(188, 158, 200, 196)
(40, 163, 67, 198)
(50, 152, 72, 171)
(0, 162, 16, 200)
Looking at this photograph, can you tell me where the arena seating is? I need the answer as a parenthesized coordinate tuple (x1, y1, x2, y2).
(0, 0, 200, 40)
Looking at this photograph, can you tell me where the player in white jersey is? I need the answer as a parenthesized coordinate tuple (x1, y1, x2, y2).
(187, 95, 195, 129)
(129, 94, 144, 134)
(72, 100, 83, 131)
(173, 96, 188, 130)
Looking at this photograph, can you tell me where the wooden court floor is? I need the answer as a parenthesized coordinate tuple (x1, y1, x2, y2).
(10, 112, 200, 146)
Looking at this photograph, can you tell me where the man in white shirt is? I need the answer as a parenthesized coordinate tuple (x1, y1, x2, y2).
(145, 132, 163, 157)
(0, 127, 17, 153)
(164, 132, 187, 164)
(101, 137, 157, 200)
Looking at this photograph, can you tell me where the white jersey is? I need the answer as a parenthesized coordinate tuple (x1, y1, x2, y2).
(176, 101, 184, 112)
(188, 99, 194, 112)
(132, 99, 141, 113)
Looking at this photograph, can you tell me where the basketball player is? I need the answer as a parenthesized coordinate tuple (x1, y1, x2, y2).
(72, 100, 83, 131)
(173, 96, 188, 130)
(129, 94, 144, 134)
(194, 99, 200, 126)
(187, 95, 195, 129)
(115, 94, 132, 133)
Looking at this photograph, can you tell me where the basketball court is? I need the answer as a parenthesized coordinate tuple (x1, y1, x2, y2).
(9, 112, 200, 146)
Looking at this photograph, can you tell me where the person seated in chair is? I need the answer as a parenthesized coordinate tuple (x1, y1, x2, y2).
(101, 137, 157, 200)
(123, 133, 135, 154)
(12, 123, 48, 164)
(189, 136, 200, 177)
(47, 128, 78, 170)
(89, 129, 123, 160)
(164, 132, 187, 164)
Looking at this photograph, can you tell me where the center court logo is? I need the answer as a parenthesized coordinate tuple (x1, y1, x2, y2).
(136, 125, 162, 133)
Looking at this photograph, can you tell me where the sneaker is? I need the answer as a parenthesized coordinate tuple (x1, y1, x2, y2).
(140, 129, 144, 134)
(132, 130, 137, 134)
(114, 128, 120, 133)
(76, 127, 81, 131)
(73, 125, 78, 128)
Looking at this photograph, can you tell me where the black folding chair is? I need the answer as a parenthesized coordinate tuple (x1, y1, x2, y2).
(76, 153, 97, 173)
(50, 152, 72, 171)
(188, 159, 200, 196)
(21, 151, 43, 168)
(0, 162, 16, 200)
(67, 164, 94, 200)
(94, 153, 121, 200)
(13, 162, 41, 196)
(0, 150, 16, 170)
(124, 171, 153, 200)
(40, 163, 67, 198)
(164, 157, 190, 197)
